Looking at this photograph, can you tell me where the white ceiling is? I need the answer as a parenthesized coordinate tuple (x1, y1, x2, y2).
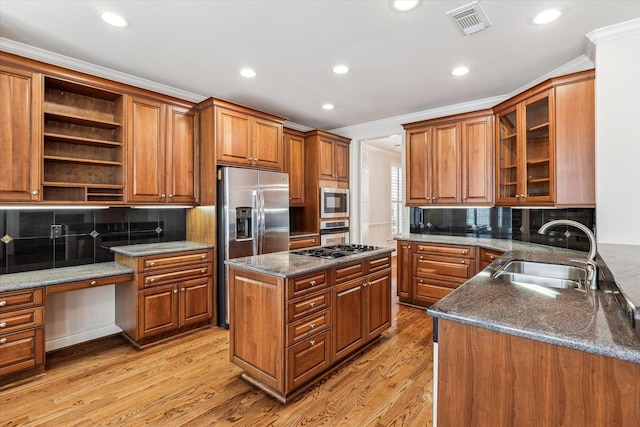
(1, 1, 639, 131)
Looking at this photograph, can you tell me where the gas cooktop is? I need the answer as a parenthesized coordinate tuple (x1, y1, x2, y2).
(292, 244, 380, 259)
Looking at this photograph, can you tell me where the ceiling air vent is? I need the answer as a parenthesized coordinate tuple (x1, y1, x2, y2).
(446, 1, 492, 35)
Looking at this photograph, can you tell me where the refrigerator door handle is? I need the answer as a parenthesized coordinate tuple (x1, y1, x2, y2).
(259, 190, 266, 253)
(252, 191, 259, 256)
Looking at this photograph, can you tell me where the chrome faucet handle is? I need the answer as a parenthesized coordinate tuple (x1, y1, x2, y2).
(585, 260, 598, 290)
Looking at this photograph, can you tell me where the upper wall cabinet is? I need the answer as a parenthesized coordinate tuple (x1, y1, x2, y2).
(494, 70, 595, 207)
(305, 130, 350, 184)
(403, 110, 494, 207)
(284, 128, 306, 206)
(206, 99, 285, 171)
(128, 96, 197, 205)
(0, 63, 41, 202)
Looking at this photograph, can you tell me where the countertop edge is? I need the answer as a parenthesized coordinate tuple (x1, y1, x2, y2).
(110, 241, 214, 257)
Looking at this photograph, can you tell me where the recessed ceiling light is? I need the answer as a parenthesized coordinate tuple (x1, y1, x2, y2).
(100, 12, 129, 28)
(533, 8, 562, 25)
(332, 65, 350, 74)
(452, 66, 470, 76)
(322, 104, 334, 110)
(240, 68, 257, 78)
(391, 0, 421, 12)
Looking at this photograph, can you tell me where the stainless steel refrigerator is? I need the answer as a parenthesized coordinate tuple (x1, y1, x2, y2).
(217, 166, 289, 327)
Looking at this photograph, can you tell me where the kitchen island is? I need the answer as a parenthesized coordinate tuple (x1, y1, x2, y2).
(224, 246, 394, 402)
(396, 235, 640, 426)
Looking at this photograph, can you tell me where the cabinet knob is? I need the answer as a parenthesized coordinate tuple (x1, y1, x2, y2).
(0, 338, 7, 344)
(309, 339, 316, 345)
(31, 190, 39, 195)
(201, 269, 207, 274)
(310, 323, 316, 329)
(169, 194, 173, 198)
(161, 194, 166, 198)
(90, 280, 97, 286)
(0, 322, 6, 328)
(490, 255, 496, 260)
(420, 256, 424, 260)
(462, 196, 467, 201)
(181, 287, 185, 292)
(150, 261, 156, 266)
(201, 255, 207, 260)
(309, 301, 316, 308)
(0, 301, 6, 307)
(520, 194, 525, 198)
(461, 260, 466, 264)
(515, 194, 520, 198)
(174, 289, 179, 294)
(150, 278, 156, 283)
(310, 280, 317, 286)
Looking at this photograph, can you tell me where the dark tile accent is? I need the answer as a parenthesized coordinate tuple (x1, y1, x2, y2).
(53, 210, 95, 236)
(16, 210, 54, 238)
(7, 238, 54, 273)
(54, 234, 95, 268)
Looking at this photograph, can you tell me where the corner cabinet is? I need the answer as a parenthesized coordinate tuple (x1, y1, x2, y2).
(284, 128, 306, 206)
(403, 110, 494, 206)
(228, 252, 391, 403)
(128, 96, 197, 205)
(0, 63, 41, 202)
(114, 249, 214, 348)
(494, 70, 595, 207)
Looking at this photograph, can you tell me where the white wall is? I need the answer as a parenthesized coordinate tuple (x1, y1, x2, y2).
(591, 23, 640, 244)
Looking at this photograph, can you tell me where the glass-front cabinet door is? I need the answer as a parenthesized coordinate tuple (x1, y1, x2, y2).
(496, 107, 519, 204)
(495, 89, 554, 206)
(522, 89, 554, 204)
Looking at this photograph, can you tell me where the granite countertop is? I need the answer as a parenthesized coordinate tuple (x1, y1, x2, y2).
(395, 234, 640, 363)
(225, 247, 395, 278)
(110, 241, 214, 257)
(0, 262, 134, 293)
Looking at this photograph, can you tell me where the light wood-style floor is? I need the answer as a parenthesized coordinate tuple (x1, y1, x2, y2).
(1, 259, 435, 427)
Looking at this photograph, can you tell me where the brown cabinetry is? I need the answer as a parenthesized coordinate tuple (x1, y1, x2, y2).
(396, 240, 475, 307)
(495, 70, 595, 207)
(289, 235, 320, 250)
(403, 111, 493, 206)
(228, 252, 391, 402)
(128, 96, 197, 204)
(478, 247, 504, 270)
(114, 249, 213, 347)
(284, 128, 306, 206)
(0, 288, 45, 378)
(305, 131, 350, 183)
(0, 63, 41, 202)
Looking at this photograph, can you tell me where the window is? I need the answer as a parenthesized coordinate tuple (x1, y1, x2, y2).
(391, 163, 403, 235)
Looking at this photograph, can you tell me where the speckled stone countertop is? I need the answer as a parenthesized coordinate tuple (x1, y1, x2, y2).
(0, 262, 134, 293)
(110, 241, 213, 257)
(225, 247, 395, 278)
(598, 243, 640, 324)
(395, 234, 640, 363)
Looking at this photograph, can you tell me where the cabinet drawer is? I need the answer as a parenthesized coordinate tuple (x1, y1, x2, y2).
(287, 272, 327, 299)
(414, 254, 474, 283)
(479, 248, 504, 264)
(141, 251, 211, 272)
(0, 307, 44, 334)
(46, 273, 133, 295)
(414, 244, 475, 258)
(334, 262, 364, 284)
(287, 291, 330, 323)
(0, 289, 43, 313)
(0, 328, 44, 376)
(286, 329, 331, 392)
(413, 279, 455, 304)
(289, 236, 319, 250)
(141, 265, 211, 288)
(366, 255, 391, 274)
(287, 309, 331, 346)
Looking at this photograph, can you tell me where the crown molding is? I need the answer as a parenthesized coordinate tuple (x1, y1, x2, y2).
(0, 37, 206, 103)
(283, 121, 314, 132)
(586, 18, 640, 45)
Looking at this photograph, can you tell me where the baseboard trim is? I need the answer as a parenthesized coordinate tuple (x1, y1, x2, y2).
(45, 323, 123, 352)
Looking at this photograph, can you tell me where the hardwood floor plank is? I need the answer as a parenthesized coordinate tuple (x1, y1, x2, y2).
(1, 275, 434, 426)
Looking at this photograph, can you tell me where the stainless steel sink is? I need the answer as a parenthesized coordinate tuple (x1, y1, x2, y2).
(494, 260, 587, 289)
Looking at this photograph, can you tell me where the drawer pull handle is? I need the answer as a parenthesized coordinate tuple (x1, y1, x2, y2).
(310, 323, 316, 329)
(420, 256, 424, 260)
(201, 255, 207, 259)
(150, 278, 156, 283)
(150, 262, 156, 267)
(90, 280, 97, 286)
(309, 302, 316, 308)
(0, 301, 6, 307)
(0, 338, 7, 344)
(310, 339, 316, 345)
(0, 322, 6, 328)
(310, 280, 317, 286)
(461, 260, 466, 264)
(201, 269, 207, 274)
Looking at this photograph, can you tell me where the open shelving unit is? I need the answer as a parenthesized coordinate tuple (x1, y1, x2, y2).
(42, 77, 125, 202)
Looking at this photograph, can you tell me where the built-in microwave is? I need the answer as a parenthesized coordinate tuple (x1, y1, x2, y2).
(320, 187, 349, 219)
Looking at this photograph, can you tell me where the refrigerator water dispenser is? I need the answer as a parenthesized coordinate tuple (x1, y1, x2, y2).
(235, 207, 252, 240)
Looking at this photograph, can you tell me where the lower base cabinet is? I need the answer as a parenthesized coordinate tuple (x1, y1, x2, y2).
(115, 249, 214, 348)
(229, 253, 392, 402)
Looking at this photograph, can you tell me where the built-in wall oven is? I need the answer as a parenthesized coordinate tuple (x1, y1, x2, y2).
(320, 187, 349, 219)
(320, 219, 350, 246)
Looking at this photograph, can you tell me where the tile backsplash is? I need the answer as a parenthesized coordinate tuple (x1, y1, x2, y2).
(0, 207, 187, 274)
(410, 207, 595, 252)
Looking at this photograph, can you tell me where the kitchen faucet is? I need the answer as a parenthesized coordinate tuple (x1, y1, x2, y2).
(537, 219, 598, 289)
